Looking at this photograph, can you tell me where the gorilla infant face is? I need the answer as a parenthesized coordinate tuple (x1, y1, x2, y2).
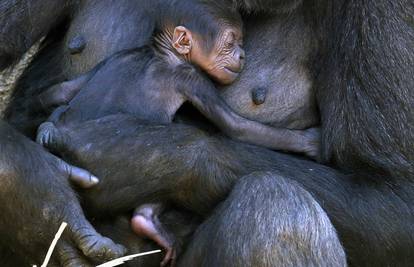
(172, 24, 245, 85)
(193, 25, 245, 85)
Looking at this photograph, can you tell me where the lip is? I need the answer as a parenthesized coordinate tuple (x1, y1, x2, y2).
(217, 67, 241, 85)
(224, 67, 242, 74)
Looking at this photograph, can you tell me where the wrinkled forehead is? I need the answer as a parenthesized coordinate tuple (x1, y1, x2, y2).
(211, 17, 243, 35)
(225, 23, 243, 38)
(215, 21, 243, 41)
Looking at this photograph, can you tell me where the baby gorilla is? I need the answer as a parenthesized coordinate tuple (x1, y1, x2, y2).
(36, 0, 319, 265)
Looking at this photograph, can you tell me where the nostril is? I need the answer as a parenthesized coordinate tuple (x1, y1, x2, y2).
(239, 49, 246, 60)
(239, 52, 245, 60)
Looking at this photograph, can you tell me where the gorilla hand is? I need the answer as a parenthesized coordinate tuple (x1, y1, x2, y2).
(0, 121, 126, 266)
(301, 127, 321, 161)
(57, 157, 100, 189)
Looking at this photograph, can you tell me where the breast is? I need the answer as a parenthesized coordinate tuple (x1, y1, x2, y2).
(220, 11, 319, 130)
(63, 0, 154, 78)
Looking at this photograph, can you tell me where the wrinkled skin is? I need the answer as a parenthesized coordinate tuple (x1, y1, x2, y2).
(220, 12, 318, 130)
(0, 0, 413, 266)
(32, 9, 319, 263)
(189, 25, 245, 84)
(0, 121, 126, 266)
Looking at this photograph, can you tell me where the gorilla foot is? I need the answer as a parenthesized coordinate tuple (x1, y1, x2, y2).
(36, 121, 67, 152)
(131, 203, 176, 267)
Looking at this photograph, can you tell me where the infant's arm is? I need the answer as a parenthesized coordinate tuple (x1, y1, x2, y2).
(176, 68, 321, 160)
(37, 71, 96, 111)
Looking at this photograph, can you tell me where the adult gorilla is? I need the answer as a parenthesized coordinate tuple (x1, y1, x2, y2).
(0, 0, 413, 267)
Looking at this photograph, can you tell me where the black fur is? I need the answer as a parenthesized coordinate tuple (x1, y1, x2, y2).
(49, 113, 414, 266)
(0, 121, 126, 266)
(0, 0, 74, 70)
(51, 114, 348, 266)
(233, 0, 414, 179)
(307, 0, 414, 178)
(233, 0, 302, 14)
(179, 172, 346, 267)
(95, 211, 200, 267)
(0, 0, 413, 266)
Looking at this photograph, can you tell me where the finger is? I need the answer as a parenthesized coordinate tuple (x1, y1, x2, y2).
(68, 220, 127, 263)
(59, 159, 99, 188)
(160, 248, 176, 267)
(171, 249, 177, 267)
(39, 84, 65, 110)
(57, 240, 94, 267)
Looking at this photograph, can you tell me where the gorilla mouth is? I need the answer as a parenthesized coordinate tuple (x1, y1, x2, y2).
(224, 66, 241, 74)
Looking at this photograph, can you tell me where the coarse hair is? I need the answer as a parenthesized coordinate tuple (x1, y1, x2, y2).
(155, 0, 242, 51)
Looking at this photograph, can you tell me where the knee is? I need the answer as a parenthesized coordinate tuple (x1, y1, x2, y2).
(239, 172, 347, 266)
(181, 171, 347, 267)
(0, 167, 17, 195)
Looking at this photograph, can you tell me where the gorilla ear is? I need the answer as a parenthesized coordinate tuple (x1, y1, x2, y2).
(172, 26, 192, 55)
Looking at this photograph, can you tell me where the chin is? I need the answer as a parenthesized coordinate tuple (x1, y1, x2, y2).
(212, 76, 236, 85)
(220, 77, 237, 85)
(211, 72, 239, 85)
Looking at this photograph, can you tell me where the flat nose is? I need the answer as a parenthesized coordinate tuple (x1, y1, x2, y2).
(239, 48, 245, 60)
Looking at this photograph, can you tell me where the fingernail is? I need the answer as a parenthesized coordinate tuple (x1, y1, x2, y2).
(91, 176, 99, 184)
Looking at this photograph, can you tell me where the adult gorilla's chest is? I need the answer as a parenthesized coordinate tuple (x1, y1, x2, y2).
(220, 10, 319, 130)
(63, 0, 155, 78)
(64, 1, 318, 130)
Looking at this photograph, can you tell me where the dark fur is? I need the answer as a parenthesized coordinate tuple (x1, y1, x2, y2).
(179, 172, 346, 267)
(231, 0, 414, 178)
(0, 0, 413, 266)
(49, 114, 414, 266)
(308, 0, 414, 178)
(233, 0, 302, 14)
(52, 114, 347, 266)
(4, 24, 69, 136)
(0, 121, 126, 266)
(0, 0, 74, 70)
(220, 6, 318, 129)
(95, 211, 200, 267)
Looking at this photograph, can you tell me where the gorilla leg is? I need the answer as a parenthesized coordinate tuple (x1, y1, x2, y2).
(96, 210, 200, 267)
(56, 115, 414, 266)
(131, 203, 177, 266)
(179, 171, 346, 267)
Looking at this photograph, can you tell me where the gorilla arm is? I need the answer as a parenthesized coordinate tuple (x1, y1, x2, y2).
(177, 69, 321, 160)
(0, 120, 125, 266)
